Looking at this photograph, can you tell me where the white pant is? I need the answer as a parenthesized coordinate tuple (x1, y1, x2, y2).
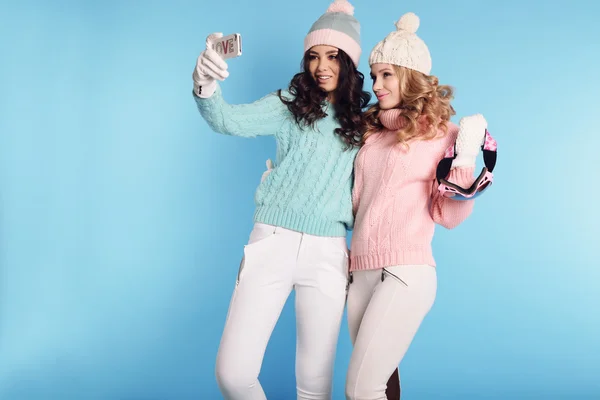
(215, 223, 349, 400)
(345, 265, 437, 400)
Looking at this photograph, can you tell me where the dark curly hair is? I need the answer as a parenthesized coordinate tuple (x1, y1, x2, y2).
(277, 49, 371, 148)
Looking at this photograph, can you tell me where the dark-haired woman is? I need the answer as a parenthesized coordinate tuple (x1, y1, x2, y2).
(192, 1, 370, 399)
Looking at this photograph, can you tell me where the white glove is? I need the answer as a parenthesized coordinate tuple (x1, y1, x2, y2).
(261, 159, 274, 182)
(452, 114, 487, 169)
(192, 33, 229, 98)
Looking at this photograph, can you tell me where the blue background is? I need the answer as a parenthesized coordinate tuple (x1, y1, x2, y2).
(1, 0, 599, 399)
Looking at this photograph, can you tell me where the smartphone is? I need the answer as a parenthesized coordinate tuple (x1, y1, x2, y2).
(212, 33, 242, 60)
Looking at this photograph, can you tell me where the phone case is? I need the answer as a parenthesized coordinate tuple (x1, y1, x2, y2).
(212, 33, 242, 60)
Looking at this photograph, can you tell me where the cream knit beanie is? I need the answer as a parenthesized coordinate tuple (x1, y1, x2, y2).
(369, 12, 432, 75)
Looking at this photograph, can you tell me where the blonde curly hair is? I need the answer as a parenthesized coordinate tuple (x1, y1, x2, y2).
(363, 65, 456, 146)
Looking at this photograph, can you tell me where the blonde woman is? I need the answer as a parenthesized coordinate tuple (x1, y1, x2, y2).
(346, 12, 488, 399)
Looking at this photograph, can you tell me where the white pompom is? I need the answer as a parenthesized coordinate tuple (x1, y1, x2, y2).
(326, 0, 354, 15)
(395, 12, 420, 33)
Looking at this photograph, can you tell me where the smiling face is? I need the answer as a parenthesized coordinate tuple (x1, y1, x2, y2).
(370, 63, 402, 110)
(308, 45, 341, 95)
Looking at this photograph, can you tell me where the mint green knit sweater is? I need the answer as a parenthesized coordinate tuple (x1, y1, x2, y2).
(194, 85, 357, 237)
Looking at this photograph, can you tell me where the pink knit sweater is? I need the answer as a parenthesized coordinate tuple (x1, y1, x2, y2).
(350, 118, 476, 271)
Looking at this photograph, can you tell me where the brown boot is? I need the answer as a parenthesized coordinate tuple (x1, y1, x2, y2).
(385, 368, 401, 400)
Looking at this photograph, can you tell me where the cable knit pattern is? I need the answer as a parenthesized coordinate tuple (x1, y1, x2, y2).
(350, 121, 476, 271)
(194, 85, 357, 237)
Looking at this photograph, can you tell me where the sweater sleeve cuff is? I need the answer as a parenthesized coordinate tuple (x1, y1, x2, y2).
(193, 83, 222, 107)
(446, 166, 476, 188)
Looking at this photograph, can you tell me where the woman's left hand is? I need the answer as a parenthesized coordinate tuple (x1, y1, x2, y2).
(261, 159, 274, 182)
(452, 114, 487, 168)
